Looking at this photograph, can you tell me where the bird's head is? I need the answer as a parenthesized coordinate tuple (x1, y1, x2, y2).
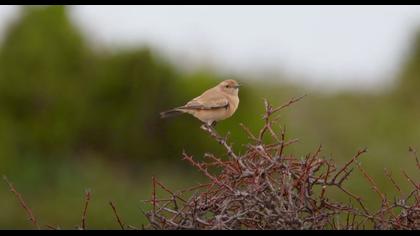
(218, 79, 240, 96)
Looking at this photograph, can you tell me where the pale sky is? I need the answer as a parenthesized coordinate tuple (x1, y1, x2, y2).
(1, 5, 420, 90)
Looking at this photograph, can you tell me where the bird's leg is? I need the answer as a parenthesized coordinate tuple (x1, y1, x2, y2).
(201, 121, 216, 129)
(201, 122, 211, 131)
(201, 121, 221, 138)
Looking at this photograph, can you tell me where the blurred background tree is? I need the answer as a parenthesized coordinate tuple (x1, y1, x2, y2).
(0, 6, 418, 229)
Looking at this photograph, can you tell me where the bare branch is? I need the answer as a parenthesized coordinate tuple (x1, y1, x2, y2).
(3, 175, 40, 229)
(109, 201, 125, 230)
(80, 189, 91, 230)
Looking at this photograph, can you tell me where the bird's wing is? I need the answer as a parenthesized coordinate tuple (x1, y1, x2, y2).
(180, 93, 229, 110)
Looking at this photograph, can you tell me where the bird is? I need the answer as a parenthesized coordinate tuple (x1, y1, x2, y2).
(160, 79, 240, 127)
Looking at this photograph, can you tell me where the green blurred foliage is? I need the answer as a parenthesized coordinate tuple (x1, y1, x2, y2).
(0, 6, 418, 228)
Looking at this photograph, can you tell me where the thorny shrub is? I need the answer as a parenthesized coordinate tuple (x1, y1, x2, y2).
(142, 96, 419, 230)
(3, 96, 419, 230)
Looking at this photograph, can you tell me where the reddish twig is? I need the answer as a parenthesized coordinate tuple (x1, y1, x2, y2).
(80, 189, 91, 230)
(3, 175, 40, 229)
(331, 148, 367, 184)
(384, 168, 401, 194)
(152, 176, 157, 215)
(355, 162, 387, 204)
(45, 224, 61, 230)
(109, 201, 125, 230)
(408, 146, 420, 170)
(271, 94, 307, 114)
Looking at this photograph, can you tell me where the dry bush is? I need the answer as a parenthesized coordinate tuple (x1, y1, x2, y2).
(142, 96, 420, 230)
(3, 96, 419, 230)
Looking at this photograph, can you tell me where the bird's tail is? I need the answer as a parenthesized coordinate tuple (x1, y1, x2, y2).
(160, 108, 185, 119)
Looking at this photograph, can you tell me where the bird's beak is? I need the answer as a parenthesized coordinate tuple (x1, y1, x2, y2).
(234, 84, 241, 89)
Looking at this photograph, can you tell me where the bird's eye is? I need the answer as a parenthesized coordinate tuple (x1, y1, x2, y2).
(225, 85, 229, 88)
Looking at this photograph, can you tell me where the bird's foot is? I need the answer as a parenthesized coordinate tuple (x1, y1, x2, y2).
(201, 121, 217, 133)
(201, 123, 213, 131)
(200, 123, 209, 130)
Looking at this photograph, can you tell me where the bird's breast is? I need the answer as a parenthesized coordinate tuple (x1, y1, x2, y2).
(228, 95, 239, 114)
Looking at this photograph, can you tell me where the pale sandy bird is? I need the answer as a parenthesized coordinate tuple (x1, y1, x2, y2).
(160, 79, 240, 127)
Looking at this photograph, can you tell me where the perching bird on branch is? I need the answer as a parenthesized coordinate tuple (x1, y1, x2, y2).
(160, 79, 240, 127)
